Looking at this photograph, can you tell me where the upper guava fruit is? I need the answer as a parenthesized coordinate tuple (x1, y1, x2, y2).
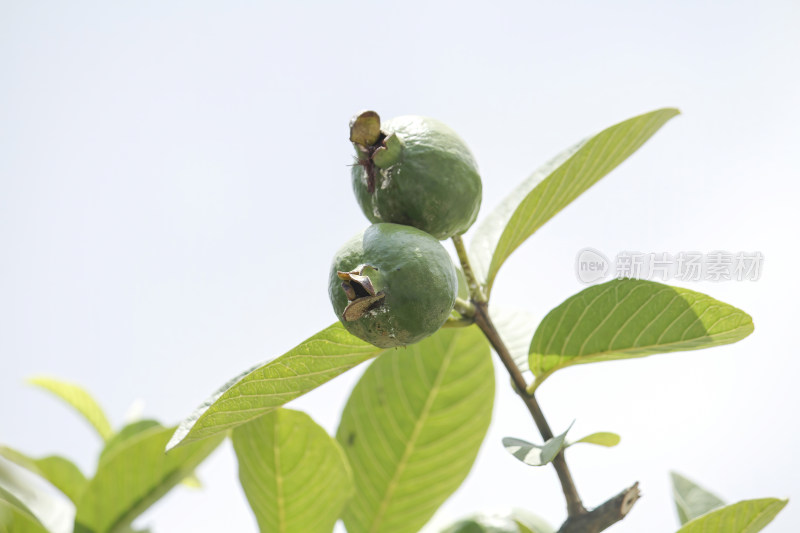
(349, 111, 482, 240)
(328, 223, 458, 348)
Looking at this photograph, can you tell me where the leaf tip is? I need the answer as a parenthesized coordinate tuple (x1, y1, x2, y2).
(743, 314, 755, 335)
(25, 375, 48, 387)
(165, 427, 188, 452)
(651, 107, 681, 119)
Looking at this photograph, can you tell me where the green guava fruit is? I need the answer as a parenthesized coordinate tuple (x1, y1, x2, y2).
(349, 111, 482, 240)
(328, 223, 458, 348)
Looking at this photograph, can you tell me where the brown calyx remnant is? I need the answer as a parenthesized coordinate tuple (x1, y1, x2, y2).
(337, 264, 385, 321)
(349, 110, 387, 194)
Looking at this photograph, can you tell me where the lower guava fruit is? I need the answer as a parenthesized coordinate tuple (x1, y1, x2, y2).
(349, 111, 482, 240)
(328, 223, 458, 348)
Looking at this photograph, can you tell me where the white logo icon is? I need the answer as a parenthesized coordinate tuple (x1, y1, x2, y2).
(575, 248, 610, 284)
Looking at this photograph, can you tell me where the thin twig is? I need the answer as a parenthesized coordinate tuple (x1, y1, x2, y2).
(452, 236, 640, 531)
(472, 302, 586, 518)
(557, 483, 641, 533)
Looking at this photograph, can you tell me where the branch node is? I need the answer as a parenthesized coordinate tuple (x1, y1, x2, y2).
(557, 482, 641, 533)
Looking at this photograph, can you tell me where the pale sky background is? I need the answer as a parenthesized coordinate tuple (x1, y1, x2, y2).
(1, 1, 799, 532)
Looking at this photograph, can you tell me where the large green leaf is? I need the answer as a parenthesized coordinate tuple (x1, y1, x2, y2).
(528, 279, 753, 390)
(99, 421, 200, 490)
(470, 108, 679, 294)
(0, 447, 86, 505)
(337, 326, 494, 533)
(671, 472, 725, 525)
(675, 498, 787, 533)
(167, 323, 385, 450)
(0, 486, 49, 533)
(73, 425, 223, 533)
(0, 456, 72, 533)
(99, 420, 162, 463)
(489, 305, 537, 373)
(440, 508, 554, 533)
(27, 377, 114, 442)
(232, 408, 353, 533)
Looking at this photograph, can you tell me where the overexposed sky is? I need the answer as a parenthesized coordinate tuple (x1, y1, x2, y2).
(1, 2, 798, 532)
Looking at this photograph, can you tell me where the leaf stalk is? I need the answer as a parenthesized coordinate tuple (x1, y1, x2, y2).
(451, 235, 487, 303)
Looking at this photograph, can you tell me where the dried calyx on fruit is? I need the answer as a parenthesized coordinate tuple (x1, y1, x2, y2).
(328, 223, 457, 348)
(337, 264, 385, 322)
(349, 110, 482, 240)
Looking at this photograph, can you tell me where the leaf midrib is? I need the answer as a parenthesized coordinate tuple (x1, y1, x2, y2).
(740, 500, 785, 533)
(367, 340, 458, 533)
(105, 465, 194, 533)
(274, 417, 286, 533)
(532, 321, 753, 381)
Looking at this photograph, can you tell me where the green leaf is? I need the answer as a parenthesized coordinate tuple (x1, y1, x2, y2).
(0, 459, 71, 533)
(456, 267, 469, 300)
(489, 305, 537, 373)
(0, 447, 87, 505)
(502, 422, 573, 467)
(0, 485, 49, 533)
(528, 279, 754, 391)
(515, 523, 536, 533)
(232, 408, 353, 533)
(98, 420, 200, 490)
(167, 323, 385, 450)
(73, 425, 223, 533)
(675, 498, 788, 533)
(440, 508, 554, 533)
(99, 420, 162, 463)
(567, 432, 620, 448)
(470, 108, 679, 294)
(179, 473, 202, 490)
(27, 377, 114, 442)
(337, 326, 494, 533)
(671, 472, 726, 525)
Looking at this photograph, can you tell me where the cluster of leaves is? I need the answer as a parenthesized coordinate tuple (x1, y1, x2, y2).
(1, 109, 787, 533)
(0, 378, 222, 533)
(1, 379, 786, 533)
